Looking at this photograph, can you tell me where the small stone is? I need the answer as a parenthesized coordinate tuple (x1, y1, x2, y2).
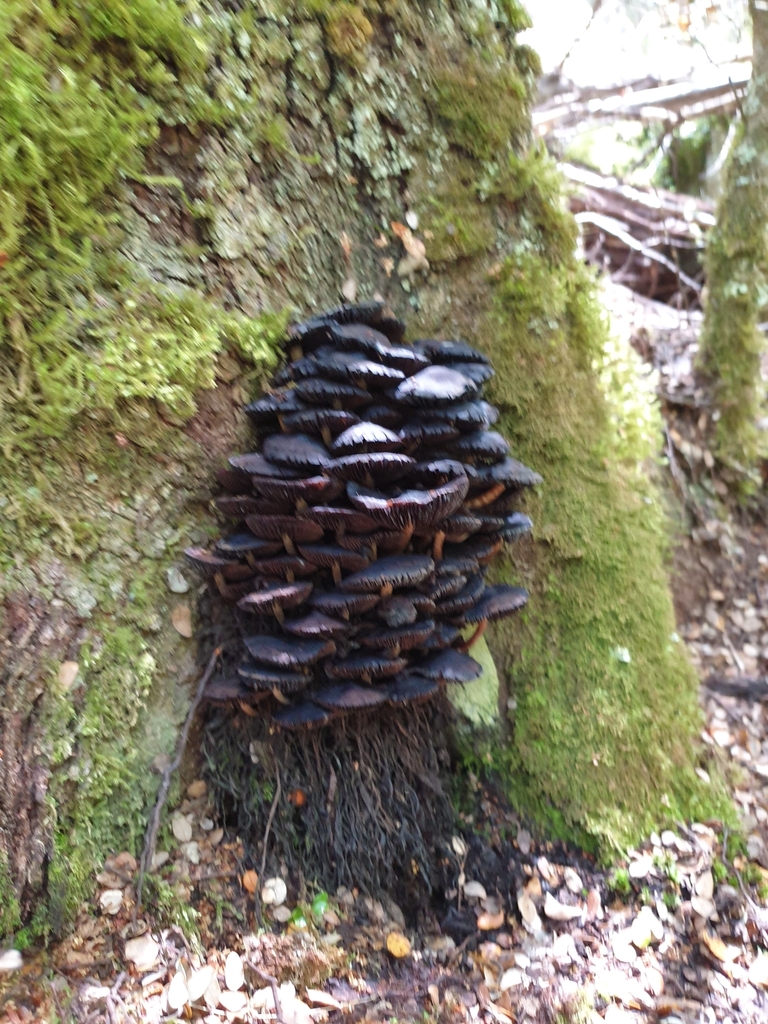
(696, 870, 714, 900)
(405, 210, 419, 230)
(187, 965, 214, 1003)
(543, 892, 582, 921)
(630, 906, 663, 948)
(99, 889, 123, 915)
(187, 779, 207, 799)
(691, 895, 716, 919)
(224, 951, 244, 992)
(209, 828, 224, 846)
(151, 851, 169, 871)
(517, 829, 532, 855)
(200, 817, 214, 831)
(219, 990, 247, 1013)
(167, 972, 189, 1012)
(171, 604, 193, 638)
(125, 933, 160, 971)
(172, 815, 193, 843)
(586, 888, 603, 921)
(182, 841, 200, 865)
(272, 905, 292, 923)
(166, 567, 189, 594)
(478, 910, 505, 930)
(0, 950, 23, 973)
(629, 855, 653, 879)
(514, 952, 531, 968)
(612, 934, 637, 964)
(748, 953, 768, 987)
(661, 830, 677, 847)
(262, 877, 287, 906)
(518, 892, 542, 931)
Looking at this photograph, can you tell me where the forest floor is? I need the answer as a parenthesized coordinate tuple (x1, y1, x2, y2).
(4, 285, 768, 1024)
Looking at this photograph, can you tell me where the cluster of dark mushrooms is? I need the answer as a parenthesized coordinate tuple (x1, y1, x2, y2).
(187, 302, 540, 731)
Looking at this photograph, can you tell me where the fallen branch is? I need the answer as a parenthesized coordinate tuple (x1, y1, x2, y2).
(135, 647, 221, 913)
(247, 961, 283, 1023)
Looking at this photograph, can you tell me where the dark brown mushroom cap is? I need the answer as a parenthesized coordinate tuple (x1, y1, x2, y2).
(443, 536, 503, 564)
(282, 611, 351, 639)
(452, 430, 510, 463)
(401, 591, 438, 614)
(273, 355, 320, 385)
(204, 676, 270, 704)
(441, 513, 483, 539)
(237, 581, 313, 614)
(499, 513, 533, 540)
(237, 663, 310, 692)
(312, 684, 388, 711)
(318, 351, 406, 389)
(347, 472, 469, 531)
(418, 339, 491, 365)
(328, 321, 392, 356)
(243, 635, 336, 667)
(248, 556, 317, 578)
(339, 554, 435, 592)
(434, 574, 485, 616)
(330, 452, 414, 484)
(416, 649, 482, 682)
(366, 404, 404, 429)
(214, 534, 283, 557)
(387, 673, 439, 705)
(472, 457, 543, 489)
(310, 590, 379, 617)
(377, 596, 418, 627)
(332, 422, 403, 456)
(281, 408, 360, 437)
(294, 378, 372, 409)
(435, 554, 480, 576)
(428, 400, 499, 430)
(398, 421, 460, 449)
(184, 547, 254, 580)
(216, 467, 253, 494)
(359, 619, 436, 651)
(244, 514, 324, 543)
(244, 390, 305, 425)
(261, 433, 330, 472)
(462, 584, 529, 623)
(272, 701, 331, 730)
(252, 474, 343, 506)
(230, 453, 301, 479)
(298, 505, 378, 534)
(451, 361, 495, 386)
(418, 621, 460, 650)
(376, 345, 430, 376)
(392, 366, 479, 407)
(326, 652, 408, 680)
(216, 496, 286, 518)
(423, 574, 467, 600)
(407, 458, 468, 486)
(297, 544, 370, 572)
(474, 515, 506, 533)
(374, 315, 407, 345)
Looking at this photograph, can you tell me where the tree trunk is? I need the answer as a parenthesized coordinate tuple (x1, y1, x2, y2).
(698, 0, 768, 480)
(0, 0, 723, 941)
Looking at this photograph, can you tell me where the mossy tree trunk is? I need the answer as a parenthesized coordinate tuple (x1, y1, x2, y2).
(0, 0, 723, 942)
(698, 0, 768, 479)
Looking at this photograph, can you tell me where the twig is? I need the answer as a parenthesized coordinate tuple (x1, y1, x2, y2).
(720, 826, 768, 931)
(105, 971, 126, 1024)
(247, 961, 283, 1023)
(259, 767, 282, 883)
(135, 647, 221, 913)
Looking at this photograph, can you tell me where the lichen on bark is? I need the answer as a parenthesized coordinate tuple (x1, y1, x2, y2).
(0, 0, 728, 941)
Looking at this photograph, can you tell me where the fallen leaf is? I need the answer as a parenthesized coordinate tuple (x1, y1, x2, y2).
(700, 928, 741, 963)
(167, 972, 189, 1012)
(629, 855, 653, 879)
(373, 233, 389, 248)
(463, 880, 487, 900)
(524, 876, 542, 898)
(386, 931, 411, 958)
(187, 779, 207, 799)
(516, 829, 531, 855)
(171, 815, 192, 843)
(262, 877, 287, 906)
(499, 968, 523, 991)
(381, 256, 394, 276)
(543, 892, 582, 921)
(219, 989, 247, 1013)
(339, 231, 352, 260)
(99, 889, 123, 916)
(695, 869, 714, 900)
(563, 867, 582, 893)
(587, 888, 603, 921)
(537, 857, 558, 886)
(171, 604, 192, 638)
(517, 892, 542, 931)
(242, 870, 259, 894)
(306, 989, 342, 1010)
(691, 895, 716, 919)
(477, 910, 504, 931)
(58, 661, 79, 690)
(203, 971, 221, 1010)
(225, 950, 244, 992)
(187, 965, 214, 1003)
(630, 906, 663, 948)
(428, 984, 439, 1007)
(124, 933, 160, 971)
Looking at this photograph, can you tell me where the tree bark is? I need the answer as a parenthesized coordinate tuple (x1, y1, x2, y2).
(0, 0, 720, 939)
(698, 0, 768, 479)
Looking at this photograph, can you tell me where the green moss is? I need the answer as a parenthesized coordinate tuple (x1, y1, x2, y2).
(0, 849, 21, 938)
(698, 118, 768, 478)
(325, 3, 373, 64)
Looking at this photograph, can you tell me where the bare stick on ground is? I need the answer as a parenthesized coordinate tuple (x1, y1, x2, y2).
(135, 647, 221, 913)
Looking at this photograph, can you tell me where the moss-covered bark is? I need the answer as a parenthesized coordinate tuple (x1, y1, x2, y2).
(0, 0, 724, 941)
(698, 0, 768, 478)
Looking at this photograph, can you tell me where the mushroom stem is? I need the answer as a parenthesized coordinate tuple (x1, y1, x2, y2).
(432, 530, 445, 561)
(364, 472, 375, 488)
(458, 619, 488, 652)
(278, 414, 288, 433)
(295, 498, 308, 513)
(290, 344, 303, 361)
(282, 533, 296, 555)
(214, 571, 228, 598)
(465, 483, 505, 510)
(273, 603, 285, 625)
(286, 570, 296, 583)
(271, 686, 291, 705)
(333, 399, 342, 411)
(332, 562, 342, 585)
(380, 583, 394, 598)
(321, 426, 333, 447)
